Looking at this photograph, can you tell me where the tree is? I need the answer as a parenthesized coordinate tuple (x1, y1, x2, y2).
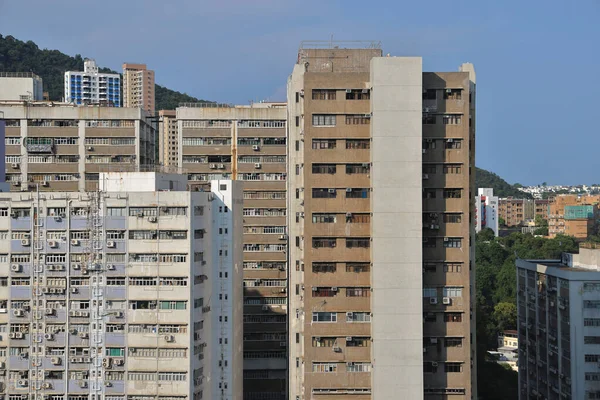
(493, 302, 517, 332)
(476, 168, 533, 199)
(498, 216, 506, 227)
(534, 214, 548, 227)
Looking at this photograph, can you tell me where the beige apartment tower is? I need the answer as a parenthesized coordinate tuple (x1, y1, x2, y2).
(159, 110, 178, 166)
(287, 42, 476, 399)
(176, 103, 288, 399)
(123, 63, 155, 115)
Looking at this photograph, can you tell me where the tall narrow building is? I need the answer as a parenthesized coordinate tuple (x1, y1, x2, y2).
(176, 103, 288, 400)
(287, 42, 476, 399)
(159, 110, 178, 166)
(123, 63, 155, 115)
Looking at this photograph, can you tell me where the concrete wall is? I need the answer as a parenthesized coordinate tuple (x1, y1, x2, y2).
(370, 57, 424, 399)
(99, 172, 188, 192)
(0, 76, 43, 101)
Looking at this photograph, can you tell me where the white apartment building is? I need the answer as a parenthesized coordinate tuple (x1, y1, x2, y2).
(475, 188, 499, 235)
(0, 72, 44, 101)
(516, 245, 600, 400)
(0, 172, 243, 400)
(65, 59, 121, 106)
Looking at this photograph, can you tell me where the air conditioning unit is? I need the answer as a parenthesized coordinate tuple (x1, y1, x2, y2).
(42, 382, 52, 389)
(79, 380, 87, 388)
(71, 239, 80, 246)
(261, 305, 269, 311)
(442, 297, 451, 305)
(71, 287, 79, 294)
(11, 264, 21, 272)
(328, 189, 336, 194)
(72, 263, 81, 270)
(331, 287, 338, 291)
(17, 379, 27, 387)
(48, 240, 58, 248)
(431, 361, 438, 367)
(164, 335, 175, 342)
(13, 181, 21, 187)
(346, 312, 354, 318)
(148, 216, 157, 223)
(107, 264, 115, 270)
(19, 351, 28, 358)
(45, 308, 54, 316)
(429, 297, 438, 305)
(49, 356, 61, 365)
(217, 163, 225, 169)
(443, 237, 449, 242)
(209, 164, 217, 169)
(422, 174, 429, 180)
(15, 332, 23, 339)
(41, 181, 50, 187)
(8, 333, 15, 339)
(69, 328, 77, 335)
(13, 309, 24, 317)
(20, 239, 30, 247)
(87, 146, 94, 151)
(431, 338, 438, 344)
(254, 163, 261, 169)
(107, 240, 116, 248)
(114, 311, 124, 318)
(105, 382, 113, 387)
(137, 212, 144, 218)
(79, 332, 88, 339)
(279, 235, 287, 240)
(252, 145, 260, 151)
(11, 163, 19, 169)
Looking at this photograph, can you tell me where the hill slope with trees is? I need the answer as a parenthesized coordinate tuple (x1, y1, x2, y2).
(0, 34, 209, 110)
(476, 167, 532, 199)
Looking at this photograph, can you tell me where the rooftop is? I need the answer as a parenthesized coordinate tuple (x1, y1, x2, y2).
(0, 72, 41, 79)
(299, 40, 382, 50)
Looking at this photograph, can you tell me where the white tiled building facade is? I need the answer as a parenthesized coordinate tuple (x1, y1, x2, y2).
(65, 59, 121, 106)
(0, 173, 243, 400)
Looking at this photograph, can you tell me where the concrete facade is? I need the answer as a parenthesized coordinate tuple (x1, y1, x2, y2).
(287, 44, 477, 399)
(499, 198, 549, 227)
(475, 188, 499, 235)
(64, 59, 121, 106)
(548, 195, 600, 239)
(0, 174, 244, 399)
(123, 63, 155, 115)
(0, 102, 156, 192)
(0, 73, 44, 101)
(176, 104, 288, 400)
(516, 246, 600, 399)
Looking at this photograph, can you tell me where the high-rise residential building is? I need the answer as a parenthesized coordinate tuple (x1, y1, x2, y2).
(0, 101, 156, 191)
(548, 195, 600, 239)
(0, 72, 44, 101)
(475, 188, 499, 235)
(123, 63, 155, 115)
(159, 110, 178, 166)
(516, 243, 600, 399)
(287, 42, 476, 399)
(498, 198, 549, 227)
(176, 102, 288, 399)
(64, 59, 121, 106)
(0, 117, 8, 192)
(0, 172, 243, 400)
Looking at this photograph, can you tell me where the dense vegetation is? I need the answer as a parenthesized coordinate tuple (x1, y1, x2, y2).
(476, 167, 532, 199)
(475, 229, 578, 399)
(0, 34, 209, 110)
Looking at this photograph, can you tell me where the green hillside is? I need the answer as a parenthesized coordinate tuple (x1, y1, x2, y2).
(0, 34, 209, 110)
(476, 167, 532, 199)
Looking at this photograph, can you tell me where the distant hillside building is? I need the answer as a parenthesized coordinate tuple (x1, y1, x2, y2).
(123, 63, 155, 115)
(548, 195, 600, 239)
(64, 59, 121, 106)
(498, 198, 549, 227)
(158, 110, 177, 166)
(0, 72, 43, 101)
(475, 188, 499, 235)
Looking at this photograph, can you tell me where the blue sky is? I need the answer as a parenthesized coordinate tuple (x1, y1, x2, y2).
(0, 0, 598, 185)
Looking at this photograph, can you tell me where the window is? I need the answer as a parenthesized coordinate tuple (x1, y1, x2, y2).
(312, 89, 337, 100)
(346, 139, 370, 149)
(443, 189, 462, 199)
(423, 237, 436, 248)
(423, 165, 436, 174)
(312, 164, 336, 174)
(345, 115, 370, 124)
(312, 114, 336, 126)
(585, 337, 600, 344)
(585, 301, 600, 309)
(159, 301, 187, 310)
(346, 263, 369, 273)
(443, 238, 462, 248)
(346, 238, 370, 248)
(347, 312, 371, 323)
(312, 214, 336, 223)
(312, 139, 336, 149)
(443, 164, 462, 174)
(423, 89, 437, 100)
(585, 319, 600, 327)
(346, 164, 370, 174)
(313, 263, 336, 273)
(443, 214, 462, 223)
(444, 313, 463, 322)
(346, 89, 370, 100)
(445, 139, 462, 149)
(347, 213, 370, 223)
(312, 312, 337, 322)
(346, 188, 369, 199)
(423, 115, 436, 124)
(444, 338, 463, 347)
(313, 238, 336, 248)
(313, 287, 337, 297)
(313, 363, 338, 373)
(444, 263, 463, 273)
(443, 287, 463, 298)
(312, 188, 336, 199)
(445, 363, 463, 373)
(442, 115, 462, 125)
(443, 89, 462, 100)
(346, 287, 370, 297)
(312, 337, 336, 347)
